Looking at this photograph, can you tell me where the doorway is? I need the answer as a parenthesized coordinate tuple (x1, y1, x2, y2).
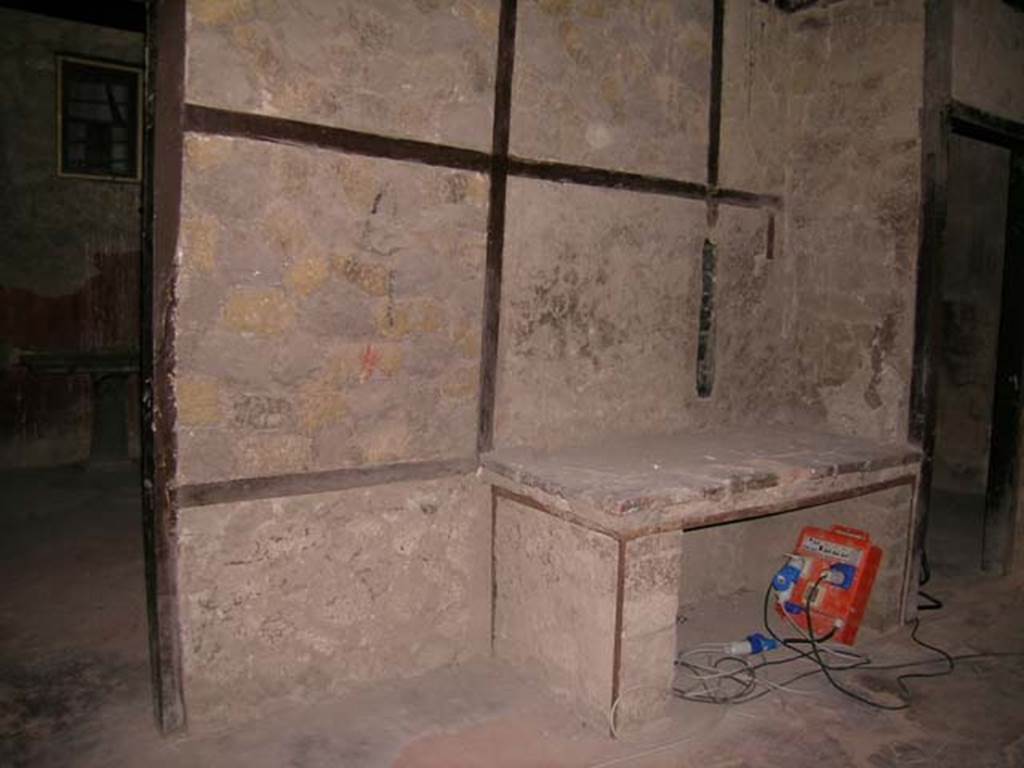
(0, 3, 155, 765)
(922, 106, 1024, 579)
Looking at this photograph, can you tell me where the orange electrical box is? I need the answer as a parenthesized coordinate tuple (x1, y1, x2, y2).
(772, 525, 882, 646)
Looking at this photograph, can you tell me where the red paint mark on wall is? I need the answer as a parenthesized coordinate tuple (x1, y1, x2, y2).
(360, 344, 381, 382)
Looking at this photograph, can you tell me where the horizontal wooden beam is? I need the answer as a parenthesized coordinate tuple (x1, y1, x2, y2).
(508, 156, 708, 200)
(711, 186, 783, 209)
(184, 104, 492, 173)
(175, 457, 478, 508)
(184, 104, 784, 211)
(949, 100, 1024, 150)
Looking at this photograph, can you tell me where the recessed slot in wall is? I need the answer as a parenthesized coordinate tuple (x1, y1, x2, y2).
(696, 238, 716, 398)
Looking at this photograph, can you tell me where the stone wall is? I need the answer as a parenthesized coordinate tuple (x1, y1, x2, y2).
(786, 0, 924, 442)
(177, 0, 503, 728)
(509, 1, 709, 178)
(494, 0, 799, 451)
(178, 476, 490, 729)
(0, 9, 143, 467)
(174, 0, 938, 728)
(176, 136, 486, 482)
(720, 0, 789, 197)
(186, 0, 497, 149)
(495, 187, 795, 449)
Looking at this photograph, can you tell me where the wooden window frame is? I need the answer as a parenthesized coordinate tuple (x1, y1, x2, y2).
(56, 54, 143, 183)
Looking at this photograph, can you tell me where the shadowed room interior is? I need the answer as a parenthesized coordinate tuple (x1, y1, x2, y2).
(2, 1, 1024, 767)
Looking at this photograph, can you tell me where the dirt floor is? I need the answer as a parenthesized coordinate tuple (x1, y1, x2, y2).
(2, 465, 1023, 767)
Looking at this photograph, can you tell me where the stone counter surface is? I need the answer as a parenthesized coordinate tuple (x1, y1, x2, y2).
(481, 427, 921, 535)
(489, 427, 920, 729)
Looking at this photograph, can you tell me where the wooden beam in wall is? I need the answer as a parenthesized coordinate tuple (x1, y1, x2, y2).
(171, 5, 781, 504)
(142, 0, 186, 736)
(949, 101, 1024, 150)
(176, 458, 478, 508)
(184, 105, 785, 212)
(476, 0, 518, 455)
(698, 0, 727, 399)
(910, 0, 954, 448)
(508, 157, 707, 201)
(184, 105, 491, 173)
(908, 0, 953, 595)
(706, 0, 725, 190)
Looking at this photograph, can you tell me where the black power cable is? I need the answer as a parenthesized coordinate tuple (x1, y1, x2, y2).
(917, 539, 944, 611)
(674, 570, 1024, 708)
(802, 574, 910, 710)
(917, 589, 944, 611)
(760, 581, 864, 670)
(674, 581, 868, 704)
(803, 574, 955, 710)
(720, 643, 1024, 708)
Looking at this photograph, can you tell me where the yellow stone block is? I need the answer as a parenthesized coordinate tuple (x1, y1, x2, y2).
(464, 173, 490, 207)
(441, 365, 479, 399)
(453, 323, 481, 358)
(339, 256, 391, 297)
(183, 212, 218, 274)
(263, 206, 306, 257)
(298, 375, 349, 431)
(453, 0, 499, 34)
(318, 343, 363, 385)
(222, 288, 295, 336)
(191, 0, 253, 26)
(176, 375, 222, 426)
(185, 135, 231, 174)
(363, 421, 412, 464)
(286, 255, 330, 297)
(377, 345, 404, 377)
(375, 299, 446, 338)
(336, 157, 381, 214)
(234, 434, 312, 476)
(537, 0, 572, 16)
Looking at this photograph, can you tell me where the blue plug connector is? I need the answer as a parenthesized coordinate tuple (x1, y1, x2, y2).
(726, 632, 780, 656)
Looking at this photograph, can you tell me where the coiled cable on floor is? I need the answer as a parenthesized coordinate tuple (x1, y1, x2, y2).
(673, 572, 1023, 710)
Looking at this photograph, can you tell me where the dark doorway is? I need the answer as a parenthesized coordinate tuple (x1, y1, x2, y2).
(0, 3, 153, 765)
(925, 113, 1024, 579)
(982, 150, 1024, 573)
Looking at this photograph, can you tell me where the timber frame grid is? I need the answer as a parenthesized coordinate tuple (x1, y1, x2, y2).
(144, 0, 783, 733)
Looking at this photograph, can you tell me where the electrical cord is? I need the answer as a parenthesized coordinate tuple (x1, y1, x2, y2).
(917, 542, 944, 611)
(674, 567, 1024, 710)
(920, 541, 932, 585)
(760, 580, 868, 670)
(803, 574, 911, 710)
(717, 646, 1024, 708)
(674, 649, 828, 704)
(801, 572, 964, 709)
(917, 589, 943, 611)
(674, 571, 875, 705)
(674, 584, 866, 704)
(889, 617, 957, 699)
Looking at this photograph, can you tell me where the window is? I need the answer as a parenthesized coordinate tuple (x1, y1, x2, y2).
(57, 56, 142, 182)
